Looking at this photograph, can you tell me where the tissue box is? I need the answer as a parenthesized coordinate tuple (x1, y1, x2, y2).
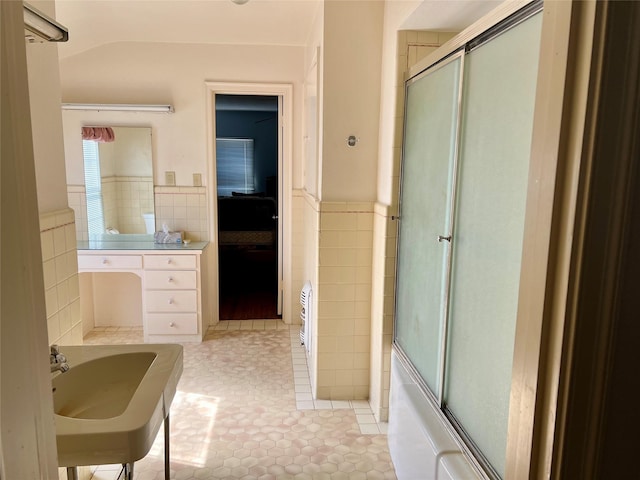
(154, 231, 184, 244)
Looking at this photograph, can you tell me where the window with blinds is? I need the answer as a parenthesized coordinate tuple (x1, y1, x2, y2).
(82, 140, 105, 235)
(216, 138, 255, 196)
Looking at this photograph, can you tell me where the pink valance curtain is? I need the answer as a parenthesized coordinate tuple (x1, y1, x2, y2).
(82, 127, 115, 142)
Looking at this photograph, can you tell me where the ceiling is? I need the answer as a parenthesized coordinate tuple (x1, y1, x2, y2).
(402, 0, 503, 31)
(54, 0, 504, 60)
(54, 0, 322, 59)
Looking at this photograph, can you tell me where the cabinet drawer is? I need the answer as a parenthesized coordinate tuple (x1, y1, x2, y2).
(144, 271, 197, 290)
(145, 290, 197, 313)
(144, 254, 196, 270)
(146, 313, 198, 335)
(78, 254, 142, 270)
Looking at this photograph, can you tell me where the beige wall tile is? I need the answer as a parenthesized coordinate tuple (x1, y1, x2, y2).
(43, 259, 56, 290)
(356, 249, 373, 267)
(334, 352, 354, 370)
(354, 352, 369, 370)
(335, 370, 353, 386)
(318, 266, 356, 284)
(354, 335, 370, 353)
(317, 336, 337, 353)
(337, 249, 358, 266)
(321, 284, 356, 302)
(41, 230, 55, 261)
(47, 313, 60, 342)
(355, 284, 372, 301)
(319, 248, 340, 266)
(336, 335, 354, 353)
(353, 369, 369, 386)
(317, 369, 336, 387)
(338, 231, 358, 248)
(320, 212, 357, 231)
(45, 287, 59, 315)
(331, 386, 355, 399)
(40, 209, 82, 346)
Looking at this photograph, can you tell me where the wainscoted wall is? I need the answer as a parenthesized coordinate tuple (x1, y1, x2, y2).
(40, 208, 82, 346)
(316, 201, 374, 400)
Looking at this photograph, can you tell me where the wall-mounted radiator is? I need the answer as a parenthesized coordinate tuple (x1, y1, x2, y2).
(300, 282, 312, 355)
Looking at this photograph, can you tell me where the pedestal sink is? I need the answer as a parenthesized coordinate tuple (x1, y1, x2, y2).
(52, 344, 183, 473)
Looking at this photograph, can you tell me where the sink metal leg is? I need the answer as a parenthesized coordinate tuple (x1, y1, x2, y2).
(164, 413, 170, 480)
(119, 463, 134, 480)
(66, 415, 170, 480)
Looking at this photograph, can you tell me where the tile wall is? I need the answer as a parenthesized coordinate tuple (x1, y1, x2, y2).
(103, 175, 154, 234)
(67, 185, 87, 241)
(316, 201, 374, 400)
(68, 185, 210, 242)
(291, 190, 306, 322)
(40, 208, 82, 346)
(154, 186, 209, 241)
(301, 191, 320, 394)
(370, 203, 398, 422)
(101, 176, 118, 231)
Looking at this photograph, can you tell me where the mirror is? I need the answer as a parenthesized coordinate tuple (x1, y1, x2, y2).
(82, 126, 154, 236)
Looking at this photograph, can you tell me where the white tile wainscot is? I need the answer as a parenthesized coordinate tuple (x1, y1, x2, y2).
(77, 242, 210, 343)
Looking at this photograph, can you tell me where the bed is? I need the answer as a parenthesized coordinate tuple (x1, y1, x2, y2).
(217, 195, 277, 248)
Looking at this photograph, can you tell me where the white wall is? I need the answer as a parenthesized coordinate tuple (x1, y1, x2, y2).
(376, 0, 421, 207)
(60, 42, 304, 189)
(100, 127, 152, 177)
(303, 1, 324, 198)
(27, 1, 69, 213)
(1, 0, 62, 476)
(321, 1, 384, 202)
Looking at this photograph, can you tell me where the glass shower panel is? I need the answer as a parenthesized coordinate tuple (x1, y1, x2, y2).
(395, 57, 461, 394)
(444, 12, 543, 477)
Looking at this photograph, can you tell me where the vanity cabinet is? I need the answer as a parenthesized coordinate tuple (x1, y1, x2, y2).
(144, 254, 199, 337)
(78, 243, 210, 343)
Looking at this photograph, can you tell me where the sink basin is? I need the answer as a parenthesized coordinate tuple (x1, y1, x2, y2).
(52, 344, 183, 467)
(53, 352, 156, 419)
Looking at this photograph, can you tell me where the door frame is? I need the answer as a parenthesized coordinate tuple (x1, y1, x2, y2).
(205, 81, 293, 323)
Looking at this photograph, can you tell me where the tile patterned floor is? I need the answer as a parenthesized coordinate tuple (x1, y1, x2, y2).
(83, 321, 397, 479)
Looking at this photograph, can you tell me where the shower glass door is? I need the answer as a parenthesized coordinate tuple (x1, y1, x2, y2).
(395, 54, 462, 394)
(394, 4, 543, 478)
(443, 12, 543, 476)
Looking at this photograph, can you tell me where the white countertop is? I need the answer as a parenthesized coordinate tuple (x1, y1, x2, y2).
(77, 240, 209, 251)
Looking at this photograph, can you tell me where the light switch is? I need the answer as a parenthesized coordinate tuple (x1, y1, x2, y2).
(165, 171, 176, 186)
(193, 173, 202, 187)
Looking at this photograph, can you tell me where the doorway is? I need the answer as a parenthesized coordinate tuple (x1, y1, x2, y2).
(215, 94, 281, 320)
(205, 82, 293, 325)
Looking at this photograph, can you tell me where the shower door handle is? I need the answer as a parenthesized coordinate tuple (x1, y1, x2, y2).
(437, 235, 452, 243)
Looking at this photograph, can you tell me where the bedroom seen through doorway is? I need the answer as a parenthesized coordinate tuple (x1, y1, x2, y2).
(215, 94, 281, 320)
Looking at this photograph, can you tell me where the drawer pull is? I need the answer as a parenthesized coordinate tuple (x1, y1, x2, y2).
(102, 258, 108, 265)
(167, 277, 174, 283)
(168, 298, 174, 305)
(169, 322, 175, 327)
(166, 258, 172, 265)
